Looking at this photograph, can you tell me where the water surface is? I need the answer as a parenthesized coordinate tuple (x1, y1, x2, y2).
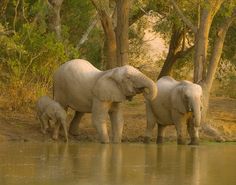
(0, 142, 235, 185)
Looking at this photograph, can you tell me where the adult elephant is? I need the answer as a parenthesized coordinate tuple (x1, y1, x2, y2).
(144, 76, 202, 145)
(53, 59, 157, 143)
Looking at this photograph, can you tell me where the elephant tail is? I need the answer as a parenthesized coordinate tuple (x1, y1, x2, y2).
(52, 81, 55, 100)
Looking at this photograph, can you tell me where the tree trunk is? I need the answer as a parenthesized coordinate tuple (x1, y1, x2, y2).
(158, 25, 194, 79)
(194, 0, 230, 123)
(48, 0, 64, 40)
(91, 0, 117, 69)
(158, 25, 184, 79)
(193, 8, 212, 83)
(116, 0, 130, 66)
(100, 11, 117, 69)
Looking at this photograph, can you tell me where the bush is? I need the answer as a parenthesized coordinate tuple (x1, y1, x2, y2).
(0, 23, 80, 111)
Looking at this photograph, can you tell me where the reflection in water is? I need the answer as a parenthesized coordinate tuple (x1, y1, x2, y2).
(0, 143, 235, 185)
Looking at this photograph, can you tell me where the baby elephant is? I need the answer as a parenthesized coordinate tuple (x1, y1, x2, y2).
(36, 96, 68, 142)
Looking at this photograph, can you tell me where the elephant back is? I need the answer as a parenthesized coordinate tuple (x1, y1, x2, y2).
(53, 59, 101, 112)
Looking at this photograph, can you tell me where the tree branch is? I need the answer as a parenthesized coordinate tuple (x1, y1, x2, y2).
(169, 0, 198, 34)
(176, 45, 194, 59)
(77, 14, 99, 49)
(13, 0, 20, 32)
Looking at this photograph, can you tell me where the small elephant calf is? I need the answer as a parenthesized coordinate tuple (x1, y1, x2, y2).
(36, 96, 68, 142)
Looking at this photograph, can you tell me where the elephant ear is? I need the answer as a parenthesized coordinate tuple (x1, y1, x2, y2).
(92, 71, 126, 102)
(171, 85, 187, 114)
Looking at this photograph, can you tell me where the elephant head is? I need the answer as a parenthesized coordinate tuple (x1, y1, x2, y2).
(172, 82, 202, 127)
(92, 65, 157, 102)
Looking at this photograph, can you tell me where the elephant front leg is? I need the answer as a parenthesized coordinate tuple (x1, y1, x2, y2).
(52, 121, 60, 140)
(187, 118, 199, 145)
(92, 99, 110, 144)
(109, 103, 124, 143)
(144, 102, 156, 143)
(69, 112, 84, 136)
(61, 119, 68, 142)
(40, 113, 49, 134)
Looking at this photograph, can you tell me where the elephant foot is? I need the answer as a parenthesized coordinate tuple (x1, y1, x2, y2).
(100, 136, 110, 144)
(64, 136, 69, 142)
(112, 138, 122, 144)
(52, 134, 58, 141)
(143, 136, 151, 144)
(41, 129, 46, 135)
(156, 136, 164, 144)
(177, 138, 186, 145)
(101, 140, 110, 144)
(188, 138, 199, 145)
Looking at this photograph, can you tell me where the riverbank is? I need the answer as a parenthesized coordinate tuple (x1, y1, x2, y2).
(0, 95, 236, 143)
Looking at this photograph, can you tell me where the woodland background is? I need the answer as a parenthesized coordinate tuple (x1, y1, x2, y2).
(0, 0, 235, 117)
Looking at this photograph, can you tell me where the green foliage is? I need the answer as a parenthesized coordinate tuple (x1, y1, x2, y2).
(1, 22, 79, 83)
(61, 0, 103, 67)
(209, 1, 236, 66)
(0, 21, 79, 110)
(213, 60, 236, 98)
(153, 0, 198, 42)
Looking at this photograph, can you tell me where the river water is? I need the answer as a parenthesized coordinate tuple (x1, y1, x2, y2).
(0, 142, 235, 185)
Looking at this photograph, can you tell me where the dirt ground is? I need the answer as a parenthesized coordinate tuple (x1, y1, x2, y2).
(0, 95, 236, 143)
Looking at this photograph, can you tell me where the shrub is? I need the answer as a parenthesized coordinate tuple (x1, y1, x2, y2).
(0, 23, 80, 111)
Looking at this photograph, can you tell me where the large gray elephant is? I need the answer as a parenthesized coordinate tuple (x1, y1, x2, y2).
(53, 59, 157, 143)
(144, 76, 202, 145)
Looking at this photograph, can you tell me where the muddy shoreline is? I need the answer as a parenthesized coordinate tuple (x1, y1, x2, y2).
(0, 96, 236, 143)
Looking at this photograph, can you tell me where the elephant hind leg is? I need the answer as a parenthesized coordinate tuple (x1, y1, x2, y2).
(69, 111, 84, 136)
(144, 102, 156, 143)
(156, 124, 166, 144)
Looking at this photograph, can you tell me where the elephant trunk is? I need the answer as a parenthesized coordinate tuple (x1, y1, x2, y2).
(134, 74, 158, 100)
(192, 99, 201, 127)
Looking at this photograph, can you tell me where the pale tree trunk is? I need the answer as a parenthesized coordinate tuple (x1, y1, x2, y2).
(193, 9, 211, 83)
(193, 1, 224, 83)
(200, 9, 236, 124)
(47, 0, 64, 40)
(193, 1, 225, 125)
(116, 0, 130, 66)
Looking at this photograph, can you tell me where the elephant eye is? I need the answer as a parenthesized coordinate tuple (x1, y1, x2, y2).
(126, 74, 131, 79)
